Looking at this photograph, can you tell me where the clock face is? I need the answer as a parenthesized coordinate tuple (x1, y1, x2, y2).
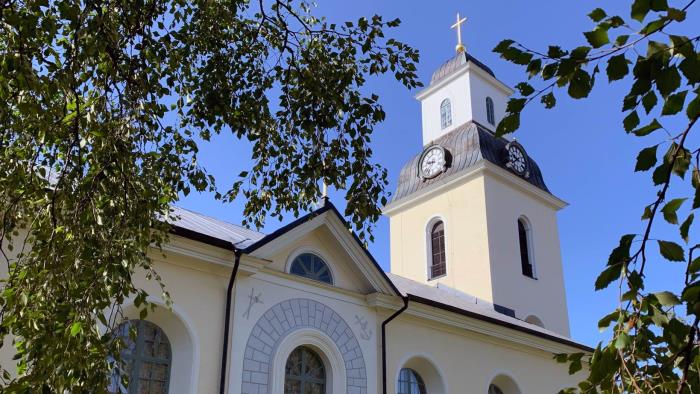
(506, 143, 528, 176)
(419, 146, 447, 179)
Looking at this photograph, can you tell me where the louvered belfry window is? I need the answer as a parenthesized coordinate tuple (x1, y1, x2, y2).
(430, 221, 446, 279)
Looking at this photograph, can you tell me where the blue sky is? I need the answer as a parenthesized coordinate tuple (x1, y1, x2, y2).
(179, 1, 699, 347)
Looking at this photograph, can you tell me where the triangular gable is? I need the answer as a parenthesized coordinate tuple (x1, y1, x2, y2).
(241, 200, 400, 296)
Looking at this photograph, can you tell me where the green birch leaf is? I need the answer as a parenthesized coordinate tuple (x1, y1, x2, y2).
(661, 198, 686, 224)
(596, 263, 624, 290)
(658, 240, 685, 261)
(642, 91, 657, 114)
(680, 213, 694, 243)
(623, 111, 640, 131)
(631, 0, 651, 22)
(70, 322, 82, 337)
(615, 34, 630, 46)
(515, 82, 535, 96)
(541, 92, 556, 109)
(632, 119, 662, 136)
(661, 90, 688, 115)
(634, 145, 657, 172)
(654, 291, 681, 306)
(656, 67, 681, 97)
(568, 69, 592, 99)
(606, 54, 628, 81)
(615, 332, 632, 349)
(584, 28, 610, 48)
(687, 94, 700, 120)
(588, 8, 607, 22)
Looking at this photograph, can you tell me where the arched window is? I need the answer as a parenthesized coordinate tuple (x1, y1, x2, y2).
(525, 315, 545, 328)
(440, 99, 452, 129)
(489, 384, 505, 394)
(110, 320, 172, 394)
(486, 97, 495, 125)
(285, 346, 326, 393)
(429, 221, 447, 279)
(398, 368, 427, 394)
(290, 252, 333, 284)
(518, 218, 535, 278)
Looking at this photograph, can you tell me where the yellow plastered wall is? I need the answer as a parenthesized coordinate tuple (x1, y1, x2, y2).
(483, 174, 570, 336)
(388, 174, 494, 303)
(385, 314, 582, 393)
(387, 169, 571, 336)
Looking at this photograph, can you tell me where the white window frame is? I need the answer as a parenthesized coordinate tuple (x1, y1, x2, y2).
(425, 216, 448, 281)
(517, 216, 537, 279)
(440, 99, 452, 129)
(271, 329, 346, 394)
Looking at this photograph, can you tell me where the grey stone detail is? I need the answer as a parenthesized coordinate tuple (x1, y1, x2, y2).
(241, 298, 367, 394)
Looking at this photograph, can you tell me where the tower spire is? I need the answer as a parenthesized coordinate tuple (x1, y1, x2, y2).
(451, 13, 467, 53)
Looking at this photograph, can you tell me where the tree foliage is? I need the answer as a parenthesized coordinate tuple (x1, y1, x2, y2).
(495, 0, 699, 392)
(0, 0, 420, 391)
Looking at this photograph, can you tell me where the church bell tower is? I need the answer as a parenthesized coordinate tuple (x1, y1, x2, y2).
(383, 15, 572, 336)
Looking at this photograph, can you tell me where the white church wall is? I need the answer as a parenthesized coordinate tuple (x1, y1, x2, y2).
(386, 313, 583, 394)
(120, 299, 198, 394)
(0, 229, 29, 378)
(482, 172, 571, 336)
(419, 71, 473, 145)
(264, 225, 376, 295)
(467, 69, 510, 130)
(135, 250, 232, 394)
(228, 272, 380, 394)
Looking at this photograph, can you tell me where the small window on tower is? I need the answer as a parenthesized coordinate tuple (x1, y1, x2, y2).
(518, 217, 535, 278)
(486, 97, 495, 125)
(440, 99, 452, 129)
(429, 220, 447, 279)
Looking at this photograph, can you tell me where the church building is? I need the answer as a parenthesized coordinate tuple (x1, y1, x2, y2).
(1, 15, 591, 394)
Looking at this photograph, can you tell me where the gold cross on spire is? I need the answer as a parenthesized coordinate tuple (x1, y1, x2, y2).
(451, 13, 467, 53)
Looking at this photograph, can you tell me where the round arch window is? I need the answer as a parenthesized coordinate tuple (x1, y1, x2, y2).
(110, 320, 172, 394)
(398, 368, 427, 394)
(290, 253, 333, 284)
(285, 346, 326, 393)
(489, 384, 505, 394)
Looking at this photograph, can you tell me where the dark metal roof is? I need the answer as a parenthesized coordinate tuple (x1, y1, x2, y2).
(168, 203, 590, 350)
(168, 206, 265, 249)
(387, 273, 591, 352)
(430, 52, 496, 85)
(392, 121, 550, 203)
